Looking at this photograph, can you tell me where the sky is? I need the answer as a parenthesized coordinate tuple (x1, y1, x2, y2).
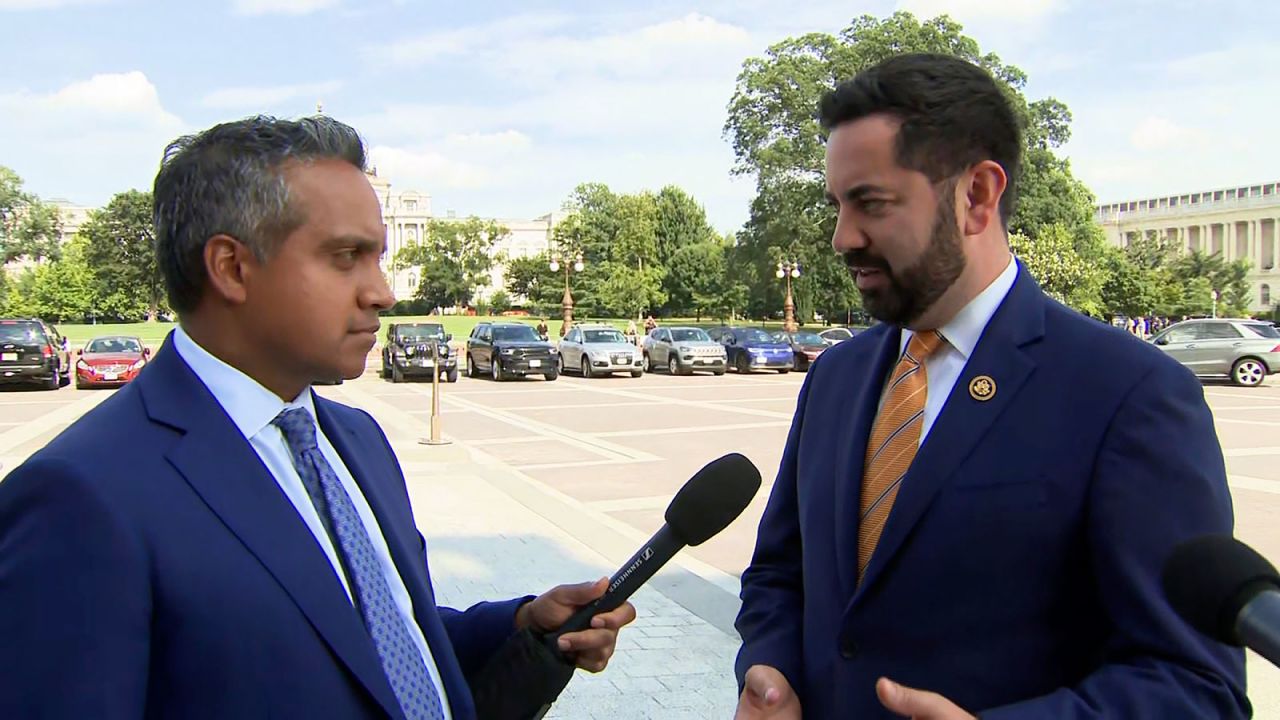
(0, 0, 1276, 233)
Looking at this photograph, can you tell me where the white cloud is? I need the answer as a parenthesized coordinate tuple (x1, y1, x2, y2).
(368, 145, 493, 191)
(895, 0, 1066, 24)
(1128, 116, 1201, 152)
(201, 80, 343, 110)
(231, 0, 337, 16)
(0, 71, 185, 204)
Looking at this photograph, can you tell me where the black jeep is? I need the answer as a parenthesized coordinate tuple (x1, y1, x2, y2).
(381, 322, 458, 383)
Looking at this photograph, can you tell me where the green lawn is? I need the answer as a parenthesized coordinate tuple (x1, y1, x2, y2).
(53, 314, 798, 348)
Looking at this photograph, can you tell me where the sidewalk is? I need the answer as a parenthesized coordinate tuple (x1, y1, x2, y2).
(331, 381, 744, 719)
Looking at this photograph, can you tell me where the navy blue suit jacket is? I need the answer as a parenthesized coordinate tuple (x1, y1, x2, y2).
(0, 337, 526, 719)
(735, 267, 1250, 718)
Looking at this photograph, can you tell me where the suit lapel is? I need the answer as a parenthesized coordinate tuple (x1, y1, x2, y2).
(854, 267, 1047, 598)
(833, 324, 903, 600)
(315, 398, 474, 720)
(139, 338, 407, 720)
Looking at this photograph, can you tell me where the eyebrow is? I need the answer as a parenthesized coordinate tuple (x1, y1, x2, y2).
(321, 234, 385, 254)
(830, 184, 892, 204)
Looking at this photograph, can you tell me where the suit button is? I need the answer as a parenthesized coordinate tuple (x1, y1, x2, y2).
(840, 640, 858, 659)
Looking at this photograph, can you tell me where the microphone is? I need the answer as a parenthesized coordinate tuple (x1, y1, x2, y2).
(1162, 534, 1280, 668)
(545, 452, 762, 653)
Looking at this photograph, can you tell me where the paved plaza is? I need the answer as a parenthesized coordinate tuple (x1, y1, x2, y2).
(2, 354, 1278, 717)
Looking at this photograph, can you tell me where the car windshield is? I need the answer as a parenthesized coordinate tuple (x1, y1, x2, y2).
(670, 328, 710, 342)
(398, 325, 444, 341)
(583, 329, 626, 344)
(1243, 323, 1280, 339)
(0, 322, 43, 344)
(740, 329, 774, 343)
(87, 337, 141, 354)
(793, 332, 825, 344)
(493, 325, 539, 342)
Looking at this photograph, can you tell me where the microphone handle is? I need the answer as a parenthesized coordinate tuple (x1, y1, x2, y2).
(1238, 589, 1280, 668)
(544, 524, 685, 652)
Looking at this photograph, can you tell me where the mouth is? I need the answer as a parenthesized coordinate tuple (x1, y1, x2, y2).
(852, 267, 886, 290)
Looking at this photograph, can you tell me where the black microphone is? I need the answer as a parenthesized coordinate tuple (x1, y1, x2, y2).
(1162, 534, 1280, 668)
(544, 452, 762, 654)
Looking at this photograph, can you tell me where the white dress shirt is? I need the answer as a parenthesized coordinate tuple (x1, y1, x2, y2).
(895, 254, 1018, 442)
(173, 327, 452, 718)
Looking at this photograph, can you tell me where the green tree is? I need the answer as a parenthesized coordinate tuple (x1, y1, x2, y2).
(723, 12, 1106, 319)
(488, 289, 512, 315)
(1, 165, 63, 265)
(24, 237, 96, 321)
(80, 190, 164, 321)
(396, 217, 508, 309)
(1009, 224, 1106, 317)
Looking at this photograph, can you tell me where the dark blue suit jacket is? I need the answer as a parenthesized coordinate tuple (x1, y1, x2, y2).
(735, 266, 1250, 718)
(0, 337, 526, 719)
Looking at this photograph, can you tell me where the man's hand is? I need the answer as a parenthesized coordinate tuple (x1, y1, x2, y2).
(876, 678, 975, 719)
(734, 664, 802, 719)
(515, 578, 636, 672)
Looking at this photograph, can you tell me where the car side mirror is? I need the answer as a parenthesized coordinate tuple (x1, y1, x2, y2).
(445, 333, 452, 342)
(144, 347, 152, 357)
(1154, 336, 1169, 346)
(76, 349, 82, 356)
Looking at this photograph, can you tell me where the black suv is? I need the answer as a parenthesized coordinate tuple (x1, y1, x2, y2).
(466, 322, 558, 381)
(381, 322, 458, 383)
(1, 318, 72, 390)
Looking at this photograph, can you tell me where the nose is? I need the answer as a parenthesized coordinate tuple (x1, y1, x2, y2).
(831, 210, 869, 255)
(364, 268, 396, 312)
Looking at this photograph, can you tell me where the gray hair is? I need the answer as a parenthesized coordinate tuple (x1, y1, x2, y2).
(152, 115, 368, 314)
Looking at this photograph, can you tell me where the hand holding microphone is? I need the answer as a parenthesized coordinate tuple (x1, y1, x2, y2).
(544, 452, 763, 657)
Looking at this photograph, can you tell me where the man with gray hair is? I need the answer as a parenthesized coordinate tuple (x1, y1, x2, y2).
(0, 115, 634, 720)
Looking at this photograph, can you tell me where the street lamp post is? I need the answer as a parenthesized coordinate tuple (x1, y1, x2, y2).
(776, 260, 801, 333)
(550, 252, 585, 334)
(1212, 289, 1220, 319)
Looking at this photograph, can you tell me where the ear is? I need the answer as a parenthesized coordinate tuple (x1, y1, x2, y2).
(203, 233, 257, 306)
(960, 160, 1008, 237)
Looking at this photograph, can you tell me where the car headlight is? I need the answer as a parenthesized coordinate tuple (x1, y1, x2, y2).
(549, 347, 559, 354)
(130, 359, 145, 370)
(77, 360, 90, 371)
(677, 345, 690, 353)
(502, 348, 516, 355)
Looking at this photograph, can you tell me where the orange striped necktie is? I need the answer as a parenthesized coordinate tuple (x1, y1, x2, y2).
(858, 330, 946, 579)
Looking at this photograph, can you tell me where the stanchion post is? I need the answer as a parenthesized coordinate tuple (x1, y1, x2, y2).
(420, 341, 452, 446)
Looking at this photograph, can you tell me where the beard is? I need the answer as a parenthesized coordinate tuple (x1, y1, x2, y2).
(842, 199, 967, 327)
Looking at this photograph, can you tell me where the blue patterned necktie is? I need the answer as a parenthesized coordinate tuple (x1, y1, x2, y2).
(272, 407, 446, 720)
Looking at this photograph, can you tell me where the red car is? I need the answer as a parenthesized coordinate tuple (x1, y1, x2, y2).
(76, 335, 150, 389)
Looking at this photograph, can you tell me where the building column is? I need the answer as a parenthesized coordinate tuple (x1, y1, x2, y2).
(1225, 223, 1235, 261)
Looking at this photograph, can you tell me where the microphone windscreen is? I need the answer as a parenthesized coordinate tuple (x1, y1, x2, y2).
(665, 453, 762, 546)
(1162, 534, 1280, 644)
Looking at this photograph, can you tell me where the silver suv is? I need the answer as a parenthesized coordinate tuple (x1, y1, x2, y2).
(1151, 318, 1280, 387)
(642, 326, 727, 375)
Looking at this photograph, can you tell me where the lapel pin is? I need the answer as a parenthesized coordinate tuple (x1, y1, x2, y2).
(969, 375, 996, 402)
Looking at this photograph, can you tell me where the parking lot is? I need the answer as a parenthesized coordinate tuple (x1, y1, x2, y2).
(2, 357, 1278, 712)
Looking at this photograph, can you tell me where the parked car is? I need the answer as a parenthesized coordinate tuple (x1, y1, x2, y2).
(75, 335, 150, 389)
(817, 326, 864, 346)
(466, 322, 559, 381)
(0, 318, 71, 390)
(642, 326, 726, 375)
(381, 322, 458, 383)
(1150, 318, 1280, 387)
(707, 326, 794, 374)
(558, 324, 642, 378)
(772, 330, 829, 371)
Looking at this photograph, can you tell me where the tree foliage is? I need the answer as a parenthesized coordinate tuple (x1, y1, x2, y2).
(395, 217, 508, 309)
(1, 165, 63, 265)
(79, 190, 165, 321)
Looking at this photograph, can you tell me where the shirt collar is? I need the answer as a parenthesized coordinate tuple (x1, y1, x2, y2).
(172, 325, 314, 441)
(901, 253, 1018, 360)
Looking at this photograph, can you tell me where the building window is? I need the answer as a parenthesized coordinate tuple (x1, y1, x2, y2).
(1263, 284, 1271, 307)
(404, 199, 417, 211)
(409, 274, 418, 289)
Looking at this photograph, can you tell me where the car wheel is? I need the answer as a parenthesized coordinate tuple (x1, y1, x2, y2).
(544, 369, 559, 381)
(380, 353, 390, 379)
(778, 368, 790, 374)
(1231, 358, 1266, 387)
(467, 353, 478, 378)
(668, 355, 681, 376)
(492, 357, 504, 382)
(60, 365, 71, 387)
(736, 354, 751, 374)
(391, 364, 403, 383)
(642, 353, 652, 373)
(581, 356, 593, 378)
(712, 369, 725, 376)
(558, 354, 566, 375)
(446, 368, 458, 383)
